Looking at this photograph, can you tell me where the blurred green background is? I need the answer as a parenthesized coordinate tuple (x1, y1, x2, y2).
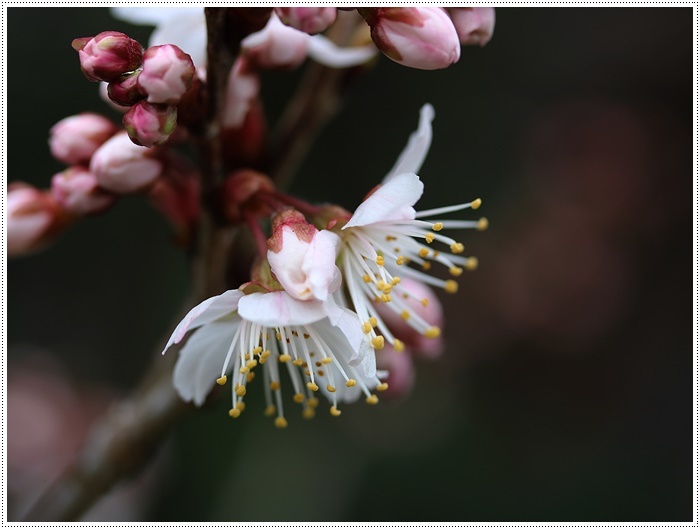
(7, 7, 692, 522)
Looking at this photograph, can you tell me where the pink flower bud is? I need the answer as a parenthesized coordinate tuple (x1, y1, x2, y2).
(447, 7, 496, 46)
(222, 57, 260, 129)
(107, 71, 145, 107)
(360, 7, 461, 70)
(374, 277, 444, 358)
(148, 153, 200, 245)
(48, 113, 118, 165)
(123, 101, 177, 148)
(241, 14, 310, 70)
(51, 166, 115, 216)
(72, 31, 143, 82)
(219, 169, 275, 223)
(275, 7, 337, 35)
(138, 45, 195, 105)
(376, 344, 416, 400)
(89, 132, 163, 193)
(7, 184, 64, 256)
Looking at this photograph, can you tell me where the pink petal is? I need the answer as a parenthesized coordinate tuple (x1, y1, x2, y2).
(302, 230, 341, 301)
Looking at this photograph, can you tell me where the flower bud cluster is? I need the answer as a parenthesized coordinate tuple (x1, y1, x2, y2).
(74, 32, 194, 147)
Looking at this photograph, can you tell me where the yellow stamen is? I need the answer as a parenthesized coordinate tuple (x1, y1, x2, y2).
(274, 417, 288, 428)
(330, 406, 342, 417)
(292, 358, 304, 366)
(362, 274, 371, 283)
(321, 357, 333, 365)
(393, 339, 405, 352)
(326, 384, 336, 393)
(252, 346, 262, 355)
(421, 298, 429, 307)
(425, 326, 441, 338)
(269, 381, 280, 391)
(465, 257, 479, 271)
(279, 354, 291, 363)
(236, 401, 246, 411)
(445, 280, 459, 294)
(303, 408, 315, 420)
(422, 262, 432, 270)
(471, 198, 482, 209)
(451, 242, 465, 254)
(235, 385, 247, 397)
(449, 266, 463, 277)
(376, 255, 385, 266)
(293, 393, 304, 403)
(346, 379, 357, 387)
(477, 217, 489, 231)
(362, 322, 372, 334)
(400, 310, 410, 321)
(228, 408, 241, 419)
(432, 222, 444, 231)
(307, 381, 319, 392)
(264, 405, 276, 416)
(425, 233, 435, 243)
(391, 277, 401, 285)
(239, 366, 250, 374)
(369, 317, 378, 327)
(372, 336, 385, 350)
(246, 372, 255, 382)
(366, 394, 379, 405)
(216, 375, 228, 386)
(307, 397, 319, 408)
(418, 248, 430, 258)
(376, 383, 389, 392)
(395, 256, 405, 265)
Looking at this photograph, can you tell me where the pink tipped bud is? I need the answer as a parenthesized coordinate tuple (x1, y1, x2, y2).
(48, 113, 117, 165)
(51, 166, 115, 216)
(73, 31, 143, 82)
(123, 101, 177, 148)
(138, 45, 195, 105)
(89, 132, 163, 193)
(223, 58, 260, 129)
(219, 169, 275, 224)
(447, 7, 496, 46)
(275, 7, 337, 35)
(7, 184, 64, 256)
(360, 7, 460, 70)
(107, 71, 145, 107)
(241, 14, 310, 70)
(376, 344, 416, 400)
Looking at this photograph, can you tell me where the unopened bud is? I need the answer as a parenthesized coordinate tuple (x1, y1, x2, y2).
(138, 45, 195, 105)
(107, 71, 145, 107)
(89, 132, 163, 193)
(275, 7, 337, 35)
(241, 14, 309, 70)
(73, 31, 143, 82)
(360, 7, 460, 70)
(219, 169, 275, 223)
(223, 57, 260, 129)
(48, 113, 117, 165)
(123, 101, 177, 147)
(7, 184, 65, 256)
(51, 166, 115, 216)
(447, 7, 496, 46)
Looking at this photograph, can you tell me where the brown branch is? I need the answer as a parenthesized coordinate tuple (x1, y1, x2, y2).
(268, 11, 371, 189)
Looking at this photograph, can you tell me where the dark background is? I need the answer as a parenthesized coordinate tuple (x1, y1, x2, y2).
(7, 7, 693, 522)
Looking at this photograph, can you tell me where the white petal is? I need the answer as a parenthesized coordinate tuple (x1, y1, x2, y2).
(162, 290, 243, 353)
(238, 291, 327, 327)
(111, 7, 197, 26)
(173, 317, 240, 406)
(323, 297, 373, 368)
(303, 230, 341, 301)
(307, 35, 377, 68)
(343, 173, 424, 229)
(267, 226, 312, 300)
(384, 103, 435, 182)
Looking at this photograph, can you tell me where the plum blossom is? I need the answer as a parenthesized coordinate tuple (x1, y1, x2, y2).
(163, 288, 383, 426)
(335, 104, 487, 354)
